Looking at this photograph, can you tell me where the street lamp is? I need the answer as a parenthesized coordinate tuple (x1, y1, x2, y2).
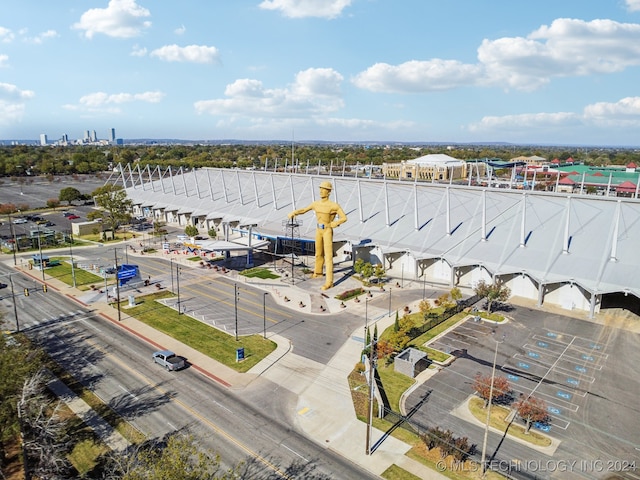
(8, 212, 17, 265)
(481, 331, 506, 477)
(176, 265, 181, 314)
(114, 249, 121, 322)
(36, 227, 46, 284)
(234, 283, 239, 341)
(388, 287, 392, 316)
(170, 258, 175, 293)
(364, 297, 369, 350)
(263, 292, 268, 339)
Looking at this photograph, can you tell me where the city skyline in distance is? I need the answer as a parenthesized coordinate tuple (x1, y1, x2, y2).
(3, 1, 640, 146)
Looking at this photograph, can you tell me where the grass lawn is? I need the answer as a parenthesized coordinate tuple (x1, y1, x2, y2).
(240, 267, 280, 279)
(44, 257, 105, 288)
(126, 291, 276, 373)
(377, 362, 416, 412)
(468, 397, 551, 447)
(381, 464, 423, 480)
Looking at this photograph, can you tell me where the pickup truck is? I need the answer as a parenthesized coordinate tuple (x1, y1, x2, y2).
(152, 350, 185, 371)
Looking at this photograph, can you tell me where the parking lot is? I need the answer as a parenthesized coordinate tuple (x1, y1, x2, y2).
(406, 308, 640, 476)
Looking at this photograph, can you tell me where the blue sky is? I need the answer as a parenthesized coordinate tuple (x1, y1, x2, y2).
(2, 0, 640, 145)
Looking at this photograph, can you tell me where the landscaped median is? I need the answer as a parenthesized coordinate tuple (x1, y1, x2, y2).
(123, 291, 277, 373)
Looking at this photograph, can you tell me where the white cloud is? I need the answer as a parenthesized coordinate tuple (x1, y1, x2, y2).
(583, 97, 640, 127)
(130, 44, 147, 56)
(150, 44, 219, 63)
(72, 0, 151, 39)
(0, 82, 35, 100)
(195, 67, 344, 118)
(626, 0, 640, 12)
(63, 90, 164, 113)
(468, 96, 640, 133)
(468, 112, 580, 133)
(352, 59, 483, 93)
(174, 24, 186, 35)
(25, 29, 59, 44)
(0, 26, 15, 43)
(0, 83, 35, 125)
(0, 54, 8, 68)
(258, 0, 352, 19)
(355, 18, 640, 93)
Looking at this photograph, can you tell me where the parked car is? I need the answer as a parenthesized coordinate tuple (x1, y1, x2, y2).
(0, 283, 7, 289)
(13, 218, 27, 224)
(152, 350, 185, 371)
(67, 214, 80, 220)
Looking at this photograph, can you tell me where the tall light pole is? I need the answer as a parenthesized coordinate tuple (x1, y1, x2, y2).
(388, 287, 392, 316)
(9, 275, 20, 332)
(234, 283, 239, 341)
(8, 212, 17, 265)
(481, 331, 505, 477)
(170, 258, 175, 293)
(263, 292, 268, 339)
(114, 249, 121, 322)
(176, 265, 181, 314)
(364, 297, 369, 350)
(36, 227, 46, 284)
(69, 232, 76, 288)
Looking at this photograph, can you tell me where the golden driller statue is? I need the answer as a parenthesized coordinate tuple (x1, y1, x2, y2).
(288, 181, 347, 290)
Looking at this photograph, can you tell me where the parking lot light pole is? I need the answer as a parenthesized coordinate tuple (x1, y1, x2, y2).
(263, 292, 268, 339)
(481, 331, 505, 477)
(37, 228, 46, 284)
(8, 212, 17, 265)
(114, 249, 121, 322)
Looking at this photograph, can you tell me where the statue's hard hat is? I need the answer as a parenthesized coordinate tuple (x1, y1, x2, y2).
(319, 181, 333, 191)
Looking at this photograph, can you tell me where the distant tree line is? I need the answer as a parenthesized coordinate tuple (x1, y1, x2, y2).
(1, 143, 640, 178)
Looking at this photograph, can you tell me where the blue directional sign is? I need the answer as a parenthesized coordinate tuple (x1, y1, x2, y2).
(557, 391, 572, 400)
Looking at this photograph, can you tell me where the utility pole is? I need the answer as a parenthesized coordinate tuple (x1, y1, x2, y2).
(234, 283, 239, 341)
(8, 212, 17, 265)
(176, 264, 181, 314)
(365, 333, 377, 455)
(481, 331, 505, 477)
(114, 249, 121, 322)
(9, 275, 20, 332)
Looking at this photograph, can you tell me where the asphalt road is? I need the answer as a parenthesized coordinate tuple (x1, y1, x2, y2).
(0, 261, 379, 479)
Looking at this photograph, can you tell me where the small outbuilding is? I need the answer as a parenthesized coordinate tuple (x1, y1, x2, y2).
(394, 347, 431, 378)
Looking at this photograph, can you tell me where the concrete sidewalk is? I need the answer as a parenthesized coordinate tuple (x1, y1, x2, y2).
(6, 248, 448, 479)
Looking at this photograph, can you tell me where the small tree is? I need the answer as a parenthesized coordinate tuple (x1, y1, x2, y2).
(474, 280, 511, 313)
(473, 373, 510, 408)
(513, 395, 548, 433)
(207, 227, 217, 239)
(361, 262, 374, 284)
(373, 263, 385, 284)
(184, 225, 198, 238)
(58, 187, 81, 205)
(450, 287, 463, 303)
(418, 299, 432, 315)
(354, 258, 365, 276)
(46, 198, 61, 209)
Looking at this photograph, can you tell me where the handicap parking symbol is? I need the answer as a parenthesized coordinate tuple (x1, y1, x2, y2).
(534, 422, 551, 432)
(557, 391, 572, 400)
(567, 378, 579, 386)
(582, 354, 594, 361)
(527, 351, 540, 358)
(537, 341, 548, 348)
(589, 343, 602, 350)
(508, 374, 520, 381)
(546, 332, 558, 338)
(518, 362, 530, 369)
(575, 366, 587, 373)
(548, 406, 561, 415)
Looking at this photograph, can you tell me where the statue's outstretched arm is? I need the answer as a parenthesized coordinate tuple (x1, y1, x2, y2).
(288, 203, 314, 219)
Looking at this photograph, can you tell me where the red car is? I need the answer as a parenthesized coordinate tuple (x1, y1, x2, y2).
(67, 214, 81, 220)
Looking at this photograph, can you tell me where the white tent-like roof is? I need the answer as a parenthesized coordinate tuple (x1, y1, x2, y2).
(119, 165, 640, 299)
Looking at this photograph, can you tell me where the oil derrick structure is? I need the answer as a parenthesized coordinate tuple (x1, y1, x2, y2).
(281, 218, 302, 285)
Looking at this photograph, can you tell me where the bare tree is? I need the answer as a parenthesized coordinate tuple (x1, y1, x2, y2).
(18, 370, 72, 480)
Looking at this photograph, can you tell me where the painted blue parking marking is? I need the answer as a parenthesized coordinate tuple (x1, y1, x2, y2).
(546, 332, 557, 338)
(557, 391, 572, 400)
(589, 343, 602, 350)
(582, 354, 594, 361)
(548, 407, 561, 415)
(518, 362, 530, 369)
(567, 378, 579, 386)
(534, 422, 551, 432)
(527, 351, 540, 359)
(575, 366, 587, 373)
(537, 341, 548, 348)
(507, 374, 520, 381)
